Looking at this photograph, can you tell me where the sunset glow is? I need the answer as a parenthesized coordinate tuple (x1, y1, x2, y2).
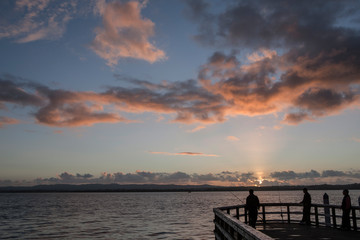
(1, 0, 360, 186)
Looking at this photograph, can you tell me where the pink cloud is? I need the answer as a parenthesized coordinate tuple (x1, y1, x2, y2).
(149, 151, 219, 157)
(91, 1, 166, 65)
(187, 125, 206, 133)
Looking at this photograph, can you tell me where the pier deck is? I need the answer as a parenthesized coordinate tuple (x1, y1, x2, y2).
(214, 202, 360, 240)
(257, 223, 360, 240)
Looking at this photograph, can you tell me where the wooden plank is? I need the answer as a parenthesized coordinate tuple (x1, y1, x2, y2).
(331, 207, 337, 228)
(214, 208, 274, 240)
(214, 221, 236, 240)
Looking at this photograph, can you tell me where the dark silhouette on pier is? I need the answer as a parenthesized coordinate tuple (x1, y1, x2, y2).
(300, 187, 311, 225)
(341, 189, 352, 230)
(246, 189, 260, 228)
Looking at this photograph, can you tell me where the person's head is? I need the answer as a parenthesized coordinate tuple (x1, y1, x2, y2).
(303, 188, 308, 193)
(343, 189, 349, 195)
(249, 189, 254, 195)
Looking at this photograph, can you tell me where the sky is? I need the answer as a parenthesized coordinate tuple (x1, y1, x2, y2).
(0, 0, 360, 186)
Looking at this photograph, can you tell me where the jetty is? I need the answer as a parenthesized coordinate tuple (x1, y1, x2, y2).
(213, 201, 360, 239)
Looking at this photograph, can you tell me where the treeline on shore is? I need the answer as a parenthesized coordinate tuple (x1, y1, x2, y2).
(0, 183, 359, 193)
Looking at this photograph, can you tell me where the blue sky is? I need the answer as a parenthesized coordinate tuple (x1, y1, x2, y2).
(1, 0, 360, 186)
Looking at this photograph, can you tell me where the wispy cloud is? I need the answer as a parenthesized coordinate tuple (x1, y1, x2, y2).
(226, 136, 239, 141)
(187, 125, 206, 133)
(0, 116, 19, 128)
(149, 151, 218, 157)
(90, 0, 166, 65)
(0, 0, 82, 43)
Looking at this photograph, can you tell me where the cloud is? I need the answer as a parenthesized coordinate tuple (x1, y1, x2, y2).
(187, 0, 360, 124)
(1, 75, 229, 127)
(1, 1, 360, 127)
(187, 125, 206, 133)
(247, 48, 277, 63)
(270, 169, 360, 182)
(2, 169, 359, 186)
(0, 0, 83, 43)
(0, 77, 44, 106)
(0, 116, 19, 128)
(90, 1, 166, 65)
(270, 170, 322, 181)
(226, 136, 239, 141)
(149, 151, 218, 157)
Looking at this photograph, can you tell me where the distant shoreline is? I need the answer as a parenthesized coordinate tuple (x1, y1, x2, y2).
(0, 183, 359, 193)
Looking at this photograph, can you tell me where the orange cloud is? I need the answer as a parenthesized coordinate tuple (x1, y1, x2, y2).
(0, 116, 19, 128)
(91, 1, 166, 65)
(226, 136, 239, 141)
(199, 50, 360, 125)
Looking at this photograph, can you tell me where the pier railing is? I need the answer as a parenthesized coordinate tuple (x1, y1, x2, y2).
(214, 203, 360, 240)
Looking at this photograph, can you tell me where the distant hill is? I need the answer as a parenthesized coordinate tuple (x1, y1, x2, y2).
(0, 183, 359, 193)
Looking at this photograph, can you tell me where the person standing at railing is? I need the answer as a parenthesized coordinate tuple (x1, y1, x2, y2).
(341, 189, 351, 230)
(246, 189, 260, 228)
(300, 188, 311, 225)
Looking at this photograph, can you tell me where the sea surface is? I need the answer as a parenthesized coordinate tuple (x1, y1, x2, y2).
(1, 190, 359, 239)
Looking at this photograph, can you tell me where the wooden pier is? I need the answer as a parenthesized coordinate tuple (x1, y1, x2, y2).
(214, 202, 360, 240)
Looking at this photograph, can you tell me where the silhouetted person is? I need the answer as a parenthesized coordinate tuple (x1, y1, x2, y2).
(341, 189, 351, 230)
(246, 189, 260, 228)
(300, 188, 311, 225)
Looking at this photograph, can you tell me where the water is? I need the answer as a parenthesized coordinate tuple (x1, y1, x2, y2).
(0, 190, 359, 239)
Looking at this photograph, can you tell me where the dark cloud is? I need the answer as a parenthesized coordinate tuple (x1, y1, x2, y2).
(270, 170, 298, 181)
(186, 0, 360, 50)
(295, 88, 354, 114)
(270, 169, 360, 181)
(322, 170, 347, 178)
(270, 170, 321, 181)
(2, 169, 359, 186)
(0, 77, 44, 107)
(186, 0, 360, 124)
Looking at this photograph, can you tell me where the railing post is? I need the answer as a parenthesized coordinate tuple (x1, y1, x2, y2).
(323, 193, 331, 227)
(332, 207, 337, 228)
(262, 205, 266, 224)
(244, 207, 248, 224)
(315, 206, 319, 227)
(352, 209, 357, 231)
(236, 207, 239, 220)
(287, 205, 290, 223)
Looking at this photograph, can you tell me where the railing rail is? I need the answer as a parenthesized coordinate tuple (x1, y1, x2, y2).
(214, 203, 360, 240)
